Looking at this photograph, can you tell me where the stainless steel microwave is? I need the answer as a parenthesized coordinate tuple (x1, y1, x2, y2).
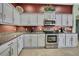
(44, 20, 56, 26)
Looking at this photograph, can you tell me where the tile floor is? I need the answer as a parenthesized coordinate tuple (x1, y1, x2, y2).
(20, 47, 79, 56)
(20, 41, 79, 56)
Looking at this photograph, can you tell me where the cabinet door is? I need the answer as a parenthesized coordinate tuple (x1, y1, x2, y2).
(21, 13, 30, 26)
(66, 34, 72, 47)
(17, 35, 23, 55)
(73, 5, 79, 15)
(58, 34, 66, 48)
(37, 13, 44, 26)
(29, 13, 37, 26)
(72, 34, 78, 47)
(38, 34, 45, 48)
(50, 12, 56, 19)
(14, 9, 20, 25)
(31, 34, 38, 48)
(0, 3, 2, 24)
(23, 34, 31, 48)
(11, 38, 18, 56)
(44, 12, 51, 19)
(0, 47, 10, 56)
(62, 14, 68, 26)
(0, 3, 2, 13)
(56, 14, 62, 26)
(44, 12, 55, 19)
(3, 4, 13, 24)
(67, 14, 73, 26)
(20, 35, 23, 49)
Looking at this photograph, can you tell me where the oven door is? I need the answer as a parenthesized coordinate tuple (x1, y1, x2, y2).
(46, 34, 58, 48)
(46, 35, 57, 43)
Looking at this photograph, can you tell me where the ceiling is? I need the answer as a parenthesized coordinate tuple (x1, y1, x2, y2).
(12, 3, 73, 13)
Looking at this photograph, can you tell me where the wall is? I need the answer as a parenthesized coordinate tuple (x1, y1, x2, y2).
(23, 4, 72, 13)
(12, 3, 72, 13)
(16, 26, 26, 32)
(0, 25, 16, 32)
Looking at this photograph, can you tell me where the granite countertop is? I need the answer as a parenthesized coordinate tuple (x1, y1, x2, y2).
(25, 32, 45, 34)
(0, 32, 25, 45)
(0, 31, 45, 45)
(0, 31, 77, 46)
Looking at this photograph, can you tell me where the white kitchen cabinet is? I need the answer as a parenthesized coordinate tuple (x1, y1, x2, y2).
(37, 34, 45, 48)
(0, 47, 10, 56)
(3, 3, 13, 24)
(0, 42, 10, 56)
(31, 34, 38, 48)
(17, 35, 23, 55)
(58, 34, 66, 48)
(51, 12, 56, 19)
(0, 3, 2, 24)
(58, 34, 78, 48)
(73, 4, 79, 16)
(62, 14, 68, 26)
(10, 38, 18, 56)
(0, 3, 2, 14)
(37, 13, 44, 26)
(67, 14, 73, 26)
(66, 34, 72, 47)
(56, 14, 62, 26)
(71, 34, 78, 47)
(23, 34, 31, 48)
(65, 34, 78, 47)
(44, 12, 51, 19)
(44, 12, 55, 19)
(29, 13, 38, 26)
(20, 13, 30, 26)
(13, 8, 20, 25)
(0, 38, 18, 56)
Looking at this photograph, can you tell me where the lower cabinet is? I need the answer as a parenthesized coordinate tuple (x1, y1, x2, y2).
(58, 34, 66, 48)
(23, 34, 31, 48)
(70, 34, 78, 47)
(31, 34, 38, 48)
(9, 38, 18, 56)
(58, 34, 78, 48)
(17, 35, 23, 55)
(0, 34, 24, 56)
(0, 47, 10, 56)
(23, 33, 45, 48)
(37, 34, 45, 48)
(23, 34, 38, 48)
(0, 38, 18, 56)
(0, 43, 10, 56)
(66, 34, 72, 47)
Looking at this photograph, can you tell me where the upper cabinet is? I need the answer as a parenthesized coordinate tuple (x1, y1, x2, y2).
(62, 14, 73, 26)
(62, 14, 68, 26)
(29, 13, 38, 26)
(20, 13, 30, 26)
(0, 3, 2, 14)
(67, 14, 73, 26)
(44, 12, 56, 20)
(73, 4, 79, 16)
(21, 13, 38, 26)
(3, 4, 13, 24)
(56, 13, 62, 26)
(13, 8, 20, 25)
(37, 13, 44, 26)
(0, 4, 2, 24)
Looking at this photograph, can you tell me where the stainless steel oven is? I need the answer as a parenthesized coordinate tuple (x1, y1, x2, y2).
(46, 34, 58, 48)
